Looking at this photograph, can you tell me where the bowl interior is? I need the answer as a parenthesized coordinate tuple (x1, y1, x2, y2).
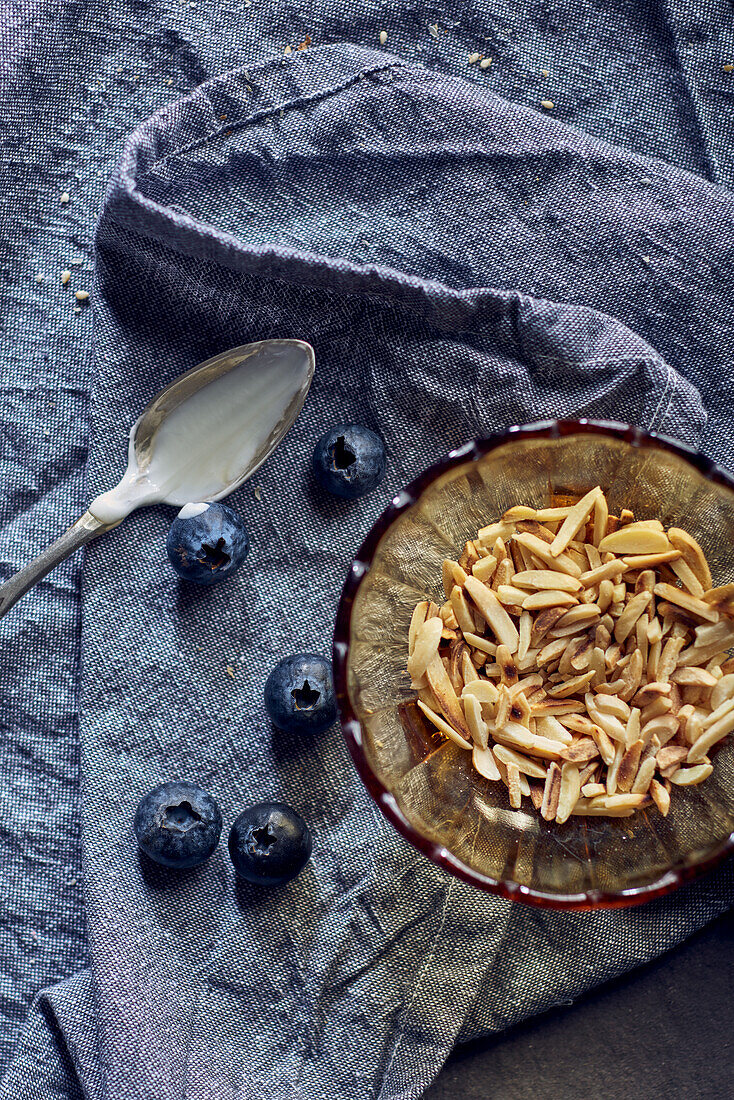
(342, 427, 734, 906)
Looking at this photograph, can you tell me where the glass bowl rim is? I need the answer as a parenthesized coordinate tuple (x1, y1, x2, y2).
(332, 418, 734, 910)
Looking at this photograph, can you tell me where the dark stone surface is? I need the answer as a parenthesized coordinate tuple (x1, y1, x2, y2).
(428, 909, 734, 1099)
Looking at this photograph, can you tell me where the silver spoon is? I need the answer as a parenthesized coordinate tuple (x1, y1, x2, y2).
(0, 339, 315, 619)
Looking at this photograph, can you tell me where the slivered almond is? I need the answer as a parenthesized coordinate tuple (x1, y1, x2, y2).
(579, 560, 626, 587)
(710, 675, 734, 711)
(656, 745, 688, 772)
(588, 722, 616, 765)
(536, 716, 574, 744)
(678, 622, 734, 666)
(531, 698, 585, 716)
(649, 779, 670, 815)
(554, 604, 601, 630)
(550, 487, 601, 557)
(407, 617, 443, 681)
(408, 601, 430, 655)
(621, 550, 681, 569)
(541, 762, 562, 820)
(506, 764, 523, 808)
(703, 583, 734, 610)
(614, 591, 651, 643)
(688, 706, 734, 761)
(528, 784, 544, 810)
(669, 763, 713, 786)
(442, 559, 467, 599)
(462, 693, 489, 749)
(588, 792, 647, 810)
(450, 586, 477, 635)
(532, 506, 574, 521)
(476, 520, 515, 546)
(561, 738, 599, 765)
(464, 576, 520, 652)
(494, 744, 548, 779)
(598, 527, 670, 555)
(417, 700, 472, 750)
(496, 644, 519, 686)
(670, 667, 718, 687)
(514, 532, 583, 577)
(556, 763, 581, 824)
(472, 555, 498, 583)
(625, 706, 641, 748)
(571, 803, 635, 817)
(667, 528, 712, 590)
(582, 782, 606, 798)
(631, 755, 656, 794)
(522, 589, 578, 610)
(594, 694, 630, 720)
(616, 738, 644, 792)
(473, 744, 502, 780)
(592, 493, 608, 547)
(546, 670, 595, 697)
(426, 654, 472, 739)
(495, 683, 511, 727)
(461, 650, 480, 685)
(497, 584, 531, 606)
(518, 611, 532, 662)
(656, 635, 687, 684)
(512, 569, 582, 592)
(530, 605, 567, 646)
(462, 680, 500, 706)
(502, 505, 537, 522)
(462, 632, 497, 656)
(669, 557, 705, 598)
(493, 721, 565, 760)
(654, 583, 719, 623)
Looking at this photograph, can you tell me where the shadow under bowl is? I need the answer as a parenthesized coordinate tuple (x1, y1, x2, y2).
(333, 420, 734, 910)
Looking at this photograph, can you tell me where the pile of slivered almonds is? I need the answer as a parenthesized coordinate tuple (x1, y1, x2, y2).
(406, 487, 734, 822)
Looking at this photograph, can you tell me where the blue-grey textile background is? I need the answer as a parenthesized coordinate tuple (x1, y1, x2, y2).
(1, 3, 733, 1098)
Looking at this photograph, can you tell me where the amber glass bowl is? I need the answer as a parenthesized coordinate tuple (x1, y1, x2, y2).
(333, 421, 734, 909)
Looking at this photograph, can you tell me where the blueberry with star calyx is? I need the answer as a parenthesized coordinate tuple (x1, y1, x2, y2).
(134, 781, 222, 869)
(264, 653, 337, 735)
(166, 501, 249, 585)
(312, 423, 386, 499)
(228, 802, 312, 886)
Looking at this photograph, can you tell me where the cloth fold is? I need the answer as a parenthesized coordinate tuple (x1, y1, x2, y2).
(73, 43, 734, 1099)
(2, 12, 734, 1100)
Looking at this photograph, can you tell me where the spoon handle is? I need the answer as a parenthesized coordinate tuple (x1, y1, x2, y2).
(0, 511, 111, 620)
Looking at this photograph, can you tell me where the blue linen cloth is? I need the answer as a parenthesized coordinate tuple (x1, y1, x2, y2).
(1, 3, 734, 1098)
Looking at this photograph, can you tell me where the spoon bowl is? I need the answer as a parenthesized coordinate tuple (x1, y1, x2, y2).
(0, 339, 315, 617)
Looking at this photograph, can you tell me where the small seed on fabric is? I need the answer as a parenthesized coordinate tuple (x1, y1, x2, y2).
(60, 191, 70, 204)
(75, 290, 90, 301)
(541, 99, 554, 109)
(480, 57, 492, 69)
(379, 30, 387, 45)
(284, 45, 292, 54)
(541, 69, 549, 77)
(35, 273, 44, 284)
(642, 255, 651, 264)
(428, 23, 439, 38)
(723, 63, 733, 72)
(468, 52, 480, 64)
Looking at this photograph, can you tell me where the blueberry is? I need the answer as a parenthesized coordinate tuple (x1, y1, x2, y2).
(134, 781, 222, 869)
(312, 423, 386, 499)
(166, 501, 249, 585)
(228, 802, 312, 886)
(264, 653, 337, 735)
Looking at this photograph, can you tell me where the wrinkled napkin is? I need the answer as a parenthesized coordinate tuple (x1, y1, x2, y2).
(2, 5, 734, 1099)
